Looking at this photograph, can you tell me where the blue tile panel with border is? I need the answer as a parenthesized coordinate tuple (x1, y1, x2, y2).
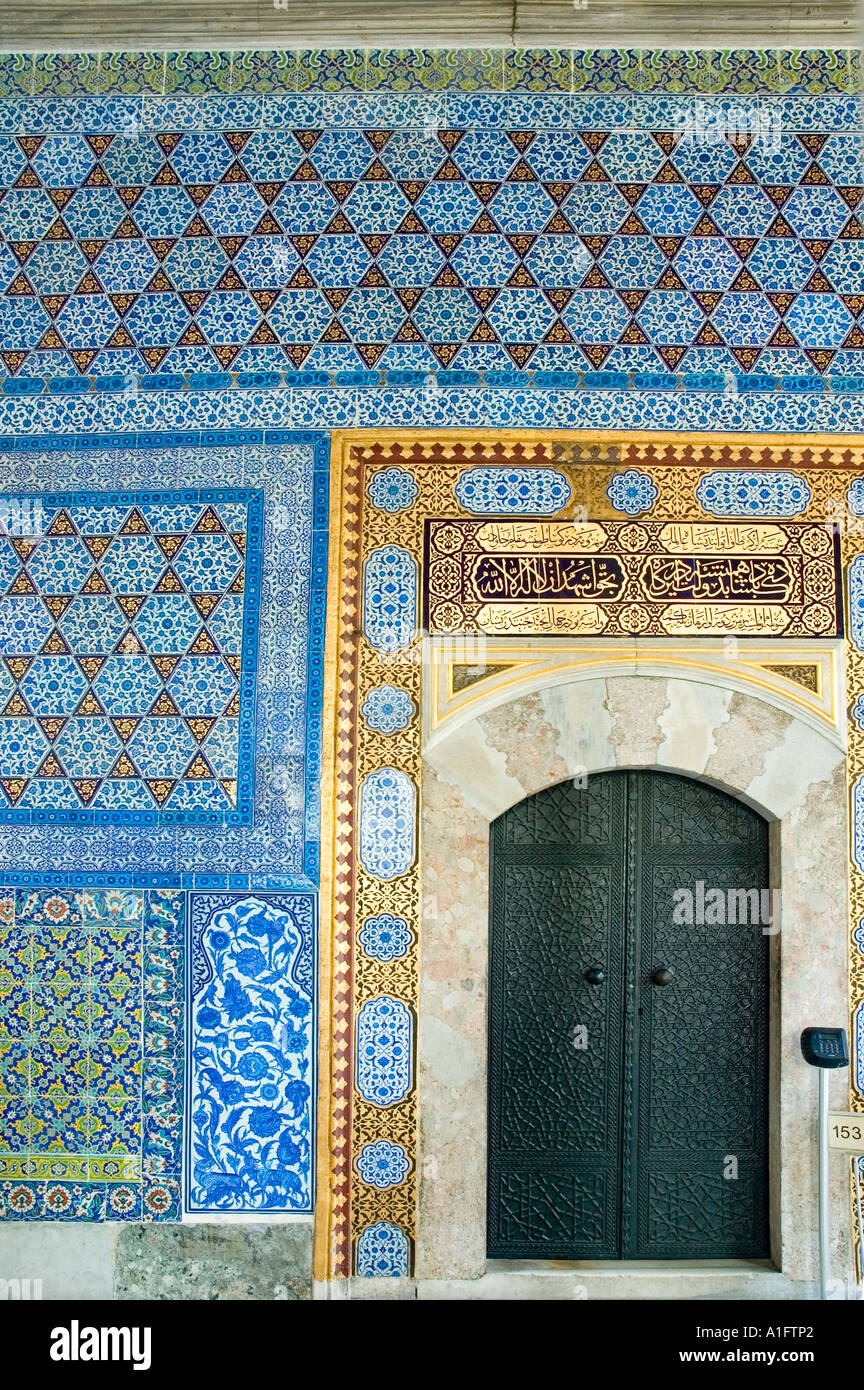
(0, 430, 328, 890)
(0, 487, 262, 826)
(0, 884, 183, 1221)
(186, 891, 315, 1214)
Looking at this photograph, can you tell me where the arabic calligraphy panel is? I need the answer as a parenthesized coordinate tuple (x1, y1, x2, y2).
(424, 518, 841, 639)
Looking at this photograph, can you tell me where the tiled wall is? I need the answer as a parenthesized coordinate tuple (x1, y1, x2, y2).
(0, 47, 862, 1235)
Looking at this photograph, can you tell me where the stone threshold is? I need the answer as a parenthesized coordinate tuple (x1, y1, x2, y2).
(328, 1261, 819, 1301)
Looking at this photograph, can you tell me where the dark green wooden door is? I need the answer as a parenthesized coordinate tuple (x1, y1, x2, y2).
(487, 770, 770, 1261)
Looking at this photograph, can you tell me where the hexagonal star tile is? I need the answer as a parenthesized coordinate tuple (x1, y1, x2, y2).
(672, 239, 742, 292)
(452, 130, 519, 182)
(132, 593, 204, 653)
(562, 289, 630, 343)
(376, 235, 445, 288)
(93, 655, 163, 715)
(0, 719, 49, 777)
(636, 290, 704, 345)
(161, 238, 233, 292)
(710, 293, 780, 347)
(0, 597, 55, 654)
(708, 185, 778, 239)
(54, 718, 123, 778)
(127, 717, 199, 778)
(595, 130, 667, 183)
(342, 182, 411, 235)
(58, 596, 129, 654)
(448, 234, 519, 288)
(21, 656, 88, 715)
(30, 134, 96, 187)
(304, 235, 372, 289)
(525, 234, 592, 288)
(54, 296, 122, 351)
(200, 184, 267, 237)
(93, 240, 160, 294)
(168, 655, 237, 716)
(563, 182, 631, 235)
(414, 182, 484, 233)
(172, 535, 242, 594)
(784, 294, 854, 349)
(63, 188, 127, 240)
(746, 239, 817, 293)
(101, 134, 165, 186)
(783, 186, 852, 241)
(26, 242, 91, 295)
(486, 288, 557, 343)
(821, 241, 864, 295)
(411, 288, 481, 342)
(599, 236, 667, 290)
(99, 536, 167, 595)
(523, 132, 591, 182)
(635, 184, 703, 236)
(169, 132, 236, 184)
(309, 129, 375, 181)
(237, 129, 303, 182)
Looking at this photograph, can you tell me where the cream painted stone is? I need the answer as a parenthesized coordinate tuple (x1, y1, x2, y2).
(539, 678, 615, 775)
(417, 668, 853, 1298)
(423, 717, 523, 821)
(657, 679, 732, 774)
(747, 720, 845, 818)
(606, 675, 669, 765)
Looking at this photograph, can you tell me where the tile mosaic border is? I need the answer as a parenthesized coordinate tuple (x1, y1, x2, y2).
(0, 49, 858, 99)
(318, 427, 864, 1281)
(7, 389, 864, 439)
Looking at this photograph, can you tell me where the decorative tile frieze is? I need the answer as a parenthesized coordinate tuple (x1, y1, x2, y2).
(0, 49, 858, 99)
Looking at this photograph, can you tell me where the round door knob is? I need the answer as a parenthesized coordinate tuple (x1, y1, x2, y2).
(584, 966, 605, 986)
(651, 966, 674, 987)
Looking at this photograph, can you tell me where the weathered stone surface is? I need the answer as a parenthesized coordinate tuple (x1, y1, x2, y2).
(114, 1222, 313, 1301)
(0, 1223, 117, 1301)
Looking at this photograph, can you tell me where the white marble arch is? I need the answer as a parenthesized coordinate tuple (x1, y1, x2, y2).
(414, 669, 853, 1301)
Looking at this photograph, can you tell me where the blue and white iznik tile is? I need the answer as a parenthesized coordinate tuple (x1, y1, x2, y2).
(187, 892, 315, 1213)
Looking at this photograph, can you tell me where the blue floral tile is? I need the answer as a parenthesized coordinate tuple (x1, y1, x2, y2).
(186, 892, 314, 1213)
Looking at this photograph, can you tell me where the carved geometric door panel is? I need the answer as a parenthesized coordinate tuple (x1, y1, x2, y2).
(488, 770, 770, 1261)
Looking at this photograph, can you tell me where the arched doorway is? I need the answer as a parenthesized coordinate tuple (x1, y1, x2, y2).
(487, 769, 770, 1261)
